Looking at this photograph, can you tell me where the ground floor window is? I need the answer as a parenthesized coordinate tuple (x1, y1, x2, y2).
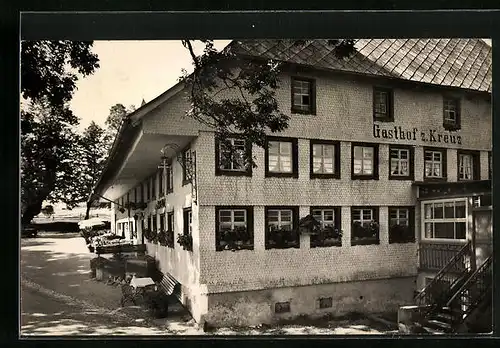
(351, 207, 379, 245)
(167, 212, 174, 248)
(178, 208, 193, 251)
(422, 199, 467, 240)
(265, 206, 300, 249)
(216, 207, 254, 251)
(388, 207, 415, 244)
(310, 207, 342, 247)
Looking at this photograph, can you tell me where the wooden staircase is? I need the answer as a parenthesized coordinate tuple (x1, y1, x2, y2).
(401, 242, 492, 334)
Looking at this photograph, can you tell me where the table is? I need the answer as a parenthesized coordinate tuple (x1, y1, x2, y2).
(130, 277, 156, 289)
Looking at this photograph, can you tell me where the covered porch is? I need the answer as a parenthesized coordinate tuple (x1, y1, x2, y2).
(413, 180, 492, 273)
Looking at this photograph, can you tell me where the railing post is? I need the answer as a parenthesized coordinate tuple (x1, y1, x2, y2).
(470, 201, 477, 272)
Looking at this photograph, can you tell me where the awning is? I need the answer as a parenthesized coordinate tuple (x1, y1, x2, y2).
(413, 179, 491, 200)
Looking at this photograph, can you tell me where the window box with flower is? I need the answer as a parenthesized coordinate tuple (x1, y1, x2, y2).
(143, 228, 158, 243)
(351, 221, 380, 246)
(265, 207, 300, 250)
(311, 226, 343, 248)
(157, 229, 175, 248)
(217, 226, 253, 251)
(177, 233, 193, 251)
(215, 206, 254, 252)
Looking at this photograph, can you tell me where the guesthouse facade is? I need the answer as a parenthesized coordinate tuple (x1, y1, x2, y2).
(89, 39, 492, 327)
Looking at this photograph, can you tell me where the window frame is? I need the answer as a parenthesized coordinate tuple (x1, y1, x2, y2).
(310, 139, 341, 179)
(351, 206, 380, 246)
(388, 145, 414, 180)
(166, 162, 174, 194)
(215, 136, 252, 177)
(423, 147, 447, 181)
(388, 206, 415, 244)
(215, 206, 254, 251)
(457, 150, 480, 181)
(265, 206, 300, 250)
(291, 76, 316, 115)
(265, 136, 299, 178)
(183, 208, 193, 236)
(182, 146, 193, 186)
(442, 96, 461, 131)
(373, 86, 394, 122)
(310, 206, 342, 248)
(421, 198, 468, 242)
(351, 142, 379, 180)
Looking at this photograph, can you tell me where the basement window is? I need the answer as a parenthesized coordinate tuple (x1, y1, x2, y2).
(275, 302, 291, 313)
(319, 297, 333, 309)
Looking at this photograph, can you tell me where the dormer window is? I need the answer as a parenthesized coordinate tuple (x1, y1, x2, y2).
(373, 87, 393, 122)
(443, 97, 461, 130)
(291, 77, 316, 115)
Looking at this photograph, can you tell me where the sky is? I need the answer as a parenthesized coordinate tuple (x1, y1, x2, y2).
(70, 40, 231, 131)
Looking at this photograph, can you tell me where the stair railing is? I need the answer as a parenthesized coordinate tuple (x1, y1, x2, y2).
(446, 256, 492, 329)
(415, 241, 472, 306)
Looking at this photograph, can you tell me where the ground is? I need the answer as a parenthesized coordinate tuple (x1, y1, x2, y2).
(20, 232, 398, 336)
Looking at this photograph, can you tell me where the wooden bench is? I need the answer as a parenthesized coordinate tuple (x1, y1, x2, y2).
(158, 273, 181, 300)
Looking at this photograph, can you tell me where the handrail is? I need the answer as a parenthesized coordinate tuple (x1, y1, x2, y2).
(446, 256, 492, 307)
(415, 241, 471, 305)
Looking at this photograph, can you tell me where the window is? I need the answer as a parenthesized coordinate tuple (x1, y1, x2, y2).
(140, 183, 144, 203)
(151, 174, 156, 200)
(291, 77, 315, 114)
(424, 148, 447, 180)
(183, 208, 192, 235)
(146, 179, 150, 201)
(310, 140, 340, 179)
(422, 199, 467, 240)
(126, 192, 129, 205)
(265, 206, 300, 249)
(265, 137, 298, 178)
(134, 186, 138, 203)
(166, 212, 174, 248)
(443, 97, 461, 130)
(166, 164, 173, 193)
(373, 87, 393, 121)
(389, 146, 414, 180)
(352, 143, 379, 179)
(351, 207, 379, 245)
(388, 207, 415, 243)
(215, 137, 252, 176)
(216, 207, 254, 251)
(275, 301, 291, 313)
(182, 148, 193, 185)
(159, 213, 165, 231)
(457, 150, 479, 181)
(489, 151, 492, 180)
(310, 207, 342, 247)
(319, 297, 333, 309)
(159, 169, 164, 195)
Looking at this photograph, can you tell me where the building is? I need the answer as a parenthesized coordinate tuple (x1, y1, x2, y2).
(89, 39, 492, 328)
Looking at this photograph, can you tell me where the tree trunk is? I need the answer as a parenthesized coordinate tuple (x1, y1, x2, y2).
(84, 200, 92, 220)
(21, 200, 43, 225)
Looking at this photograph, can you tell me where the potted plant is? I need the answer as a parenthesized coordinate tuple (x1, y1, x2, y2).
(177, 233, 193, 251)
(219, 226, 252, 251)
(351, 221, 379, 245)
(267, 226, 299, 249)
(311, 226, 343, 247)
(389, 224, 414, 244)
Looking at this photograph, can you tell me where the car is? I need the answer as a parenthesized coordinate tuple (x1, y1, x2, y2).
(21, 224, 38, 238)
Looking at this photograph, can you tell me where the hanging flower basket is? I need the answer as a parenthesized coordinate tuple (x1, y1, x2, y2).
(177, 233, 193, 251)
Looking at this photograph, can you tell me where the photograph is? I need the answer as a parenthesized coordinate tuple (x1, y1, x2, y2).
(20, 36, 492, 336)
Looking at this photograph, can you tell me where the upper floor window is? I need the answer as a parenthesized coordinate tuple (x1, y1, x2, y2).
(424, 148, 447, 180)
(457, 151, 479, 181)
(352, 143, 379, 180)
(151, 174, 156, 200)
(291, 77, 316, 114)
(215, 137, 252, 176)
(159, 169, 164, 195)
(389, 145, 414, 180)
(310, 140, 340, 179)
(265, 137, 298, 178)
(265, 206, 300, 249)
(166, 164, 173, 193)
(182, 147, 193, 186)
(489, 151, 492, 180)
(216, 207, 254, 251)
(443, 97, 461, 130)
(373, 87, 393, 122)
(422, 199, 466, 240)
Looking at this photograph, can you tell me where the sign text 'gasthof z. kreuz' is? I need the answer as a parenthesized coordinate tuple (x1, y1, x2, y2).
(373, 124, 462, 145)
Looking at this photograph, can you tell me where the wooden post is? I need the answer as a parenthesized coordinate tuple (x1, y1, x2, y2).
(470, 197, 477, 272)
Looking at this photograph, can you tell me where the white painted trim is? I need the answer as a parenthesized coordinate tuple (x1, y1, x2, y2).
(420, 197, 468, 242)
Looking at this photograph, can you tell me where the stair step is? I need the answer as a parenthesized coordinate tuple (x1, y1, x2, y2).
(431, 312, 456, 322)
(425, 319, 453, 332)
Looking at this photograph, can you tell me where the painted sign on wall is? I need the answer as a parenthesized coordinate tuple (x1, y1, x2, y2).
(373, 124, 462, 145)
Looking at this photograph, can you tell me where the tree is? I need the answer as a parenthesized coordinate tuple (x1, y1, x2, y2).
(21, 41, 99, 113)
(105, 104, 128, 134)
(21, 40, 100, 225)
(41, 205, 55, 219)
(21, 100, 81, 224)
(179, 39, 356, 167)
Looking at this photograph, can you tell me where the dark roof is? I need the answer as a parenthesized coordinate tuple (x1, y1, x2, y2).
(232, 39, 491, 93)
